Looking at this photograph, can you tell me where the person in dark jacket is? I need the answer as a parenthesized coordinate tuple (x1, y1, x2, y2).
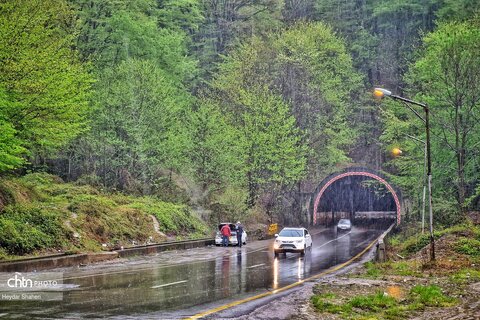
(236, 221, 244, 248)
(220, 224, 231, 247)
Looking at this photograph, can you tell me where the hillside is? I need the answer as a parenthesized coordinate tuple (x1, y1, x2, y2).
(0, 173, 209, 259)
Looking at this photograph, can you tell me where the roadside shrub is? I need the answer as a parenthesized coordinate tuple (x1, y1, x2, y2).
(433, 197, 462, 226)
(409, 285, 456, 307)
(350, 292, 397, 311)
(450, 268, 480, 284)
(0, 247, 8, 260)
(68, 194, 115, 216)
(455, 237, 480, 257)
(364, 261, 382, 278)
(130, 199, 208, 236)
(0, 205, 65, 254)
(311, 286, 456, 318)
(310, 296, 351, 314)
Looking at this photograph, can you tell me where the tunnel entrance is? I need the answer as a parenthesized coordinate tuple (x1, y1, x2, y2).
(312, 168, 401, 226)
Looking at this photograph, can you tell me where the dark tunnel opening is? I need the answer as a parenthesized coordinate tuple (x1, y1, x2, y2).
(316, 175, 397, 226)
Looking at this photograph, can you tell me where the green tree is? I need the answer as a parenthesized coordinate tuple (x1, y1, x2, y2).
(0, 0, 92, 170)
(193, 0, 284, 79)
(189, 98, 242, 191)
(407, 20, 480, 214)
(214, 23, 361, 181)
(381, 20, 480, 218)
(80, 59, 191, 192)
(238, 88, 307, 206)
(0, 89, 25, 171)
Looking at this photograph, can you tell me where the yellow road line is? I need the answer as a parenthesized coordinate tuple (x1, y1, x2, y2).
(185, 234, 380, 320)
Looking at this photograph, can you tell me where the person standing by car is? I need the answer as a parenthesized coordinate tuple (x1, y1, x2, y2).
(220, 223, 231, 247)
(236, 221, 244, 248)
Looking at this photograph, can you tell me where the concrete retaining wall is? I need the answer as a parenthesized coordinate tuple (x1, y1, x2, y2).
(0, 238, 215, 272)
(116, 239, 215, 258)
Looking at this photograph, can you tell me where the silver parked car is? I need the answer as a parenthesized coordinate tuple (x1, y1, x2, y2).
(337, 218, 352, 231)
(215, 223, 247, 246)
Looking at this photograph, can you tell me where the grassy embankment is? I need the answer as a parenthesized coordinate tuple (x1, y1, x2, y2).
(310, 219, 480, 319)
(0, 173, 209, 260)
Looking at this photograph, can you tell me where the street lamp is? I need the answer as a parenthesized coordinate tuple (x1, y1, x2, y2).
(374, 88, 435, 261)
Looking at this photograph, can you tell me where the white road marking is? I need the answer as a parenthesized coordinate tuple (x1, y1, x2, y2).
(151, 280, 187, 289)
(316, 231, 352, 249)
(247, 263, 265, 269)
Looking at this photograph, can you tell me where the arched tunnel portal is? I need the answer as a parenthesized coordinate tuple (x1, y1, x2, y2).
(311, 167, 402, 226)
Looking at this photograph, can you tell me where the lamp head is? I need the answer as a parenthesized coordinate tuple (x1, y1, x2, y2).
(374, 88, 392, 98)
(391, 147, 403, 156)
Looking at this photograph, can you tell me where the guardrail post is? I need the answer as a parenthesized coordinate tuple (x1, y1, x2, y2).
(376, 240, 386, 262)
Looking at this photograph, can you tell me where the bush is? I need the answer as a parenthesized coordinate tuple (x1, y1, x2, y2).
(129, 198, 208, 236)
(409, 285, 456, 307)
(350, 292, 397, 311)
(455, 237, 480, 256)
(0, 205, 65, 254)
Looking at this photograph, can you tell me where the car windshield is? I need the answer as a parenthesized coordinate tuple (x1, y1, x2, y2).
(338, 219, 351, 225)
(278, 229, 303, 237)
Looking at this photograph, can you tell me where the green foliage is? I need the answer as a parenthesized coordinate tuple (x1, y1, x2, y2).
(211, 22, 360, 208)
(381, 20, 480, 218)
(311, 295, 352, 315)
(436, 0, 480, 22)
(455, 237, 480, 257)
(350, 292, 397, 311)
(0, 205, 66, 255)
(362, 261, 422, 278)
(158, 0, 203, 33)
(0, 88, 26, 171)
(450, 268, 480, 284)
(0, 173, 209, 257)
(71, 0, 197, 78)
(129, 198, 208, 235)
(77, 58, 192, 192)
(66, 0, 199, 194)
(188, 98, 243, 191)
(408, 21, 480, 212)
(193, 0, 283, 78)
(0, 0, 92, 168)
(409, 285, 456, 307)
(312, 286, 456, 319)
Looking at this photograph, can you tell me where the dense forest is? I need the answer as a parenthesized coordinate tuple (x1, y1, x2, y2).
(1, 0, 479, 240)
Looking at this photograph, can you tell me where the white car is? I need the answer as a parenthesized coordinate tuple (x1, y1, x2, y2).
(337, 219, 352, 231)
(274, 227, 312, 256)
(215, 223, 247, 246)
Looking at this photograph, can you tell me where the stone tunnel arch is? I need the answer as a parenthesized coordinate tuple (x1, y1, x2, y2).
(311, 167, 402, 225)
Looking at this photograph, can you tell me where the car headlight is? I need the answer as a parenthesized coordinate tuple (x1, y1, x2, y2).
(295, 240, 303, 244)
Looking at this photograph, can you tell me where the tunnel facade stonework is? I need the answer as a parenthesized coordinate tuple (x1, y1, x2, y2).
(308, 167, 403, 225)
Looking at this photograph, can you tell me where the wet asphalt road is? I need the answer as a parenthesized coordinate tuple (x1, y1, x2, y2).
(0, 226, 385, 319)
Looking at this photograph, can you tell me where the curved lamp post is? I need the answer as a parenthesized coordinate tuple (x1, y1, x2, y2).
(374, 88, 435, 261)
